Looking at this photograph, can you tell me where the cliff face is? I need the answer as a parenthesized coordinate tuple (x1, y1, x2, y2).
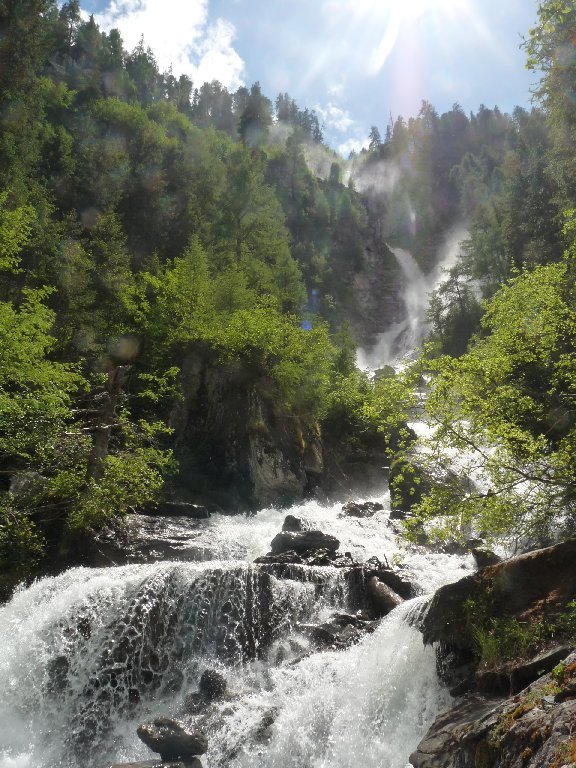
(410, 653, 576, 768)
(411, 541, 576, 768)
(168, 353, 311, 511)
(166, 350, 391, 511)
(347, 212, 405, 350)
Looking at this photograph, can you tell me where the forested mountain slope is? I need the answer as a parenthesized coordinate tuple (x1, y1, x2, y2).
(2, 0, 576, 593)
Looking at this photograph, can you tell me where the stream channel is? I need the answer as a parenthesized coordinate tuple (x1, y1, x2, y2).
(0, 496, 474, 768)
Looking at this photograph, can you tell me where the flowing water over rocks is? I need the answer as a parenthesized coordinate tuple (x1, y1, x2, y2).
(0, 493, 474, 768)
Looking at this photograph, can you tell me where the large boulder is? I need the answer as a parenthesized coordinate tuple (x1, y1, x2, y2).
(137, 718, 208, 761)
(269, 530, 340, 555)
(366, 575, 403, 616)
(410, 650, 576, 768)
(340, 501, 384, 518)
(422, 539, 576, 648)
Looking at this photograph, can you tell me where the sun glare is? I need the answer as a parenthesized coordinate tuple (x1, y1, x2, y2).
(342, 0, 471, 74)
(351, 0, 467, 23)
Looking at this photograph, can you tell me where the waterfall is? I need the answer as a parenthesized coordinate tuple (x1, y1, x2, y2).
(0, 496, 472, 768)
(219, 598, 449, 768)
(357, 226, 467, 370)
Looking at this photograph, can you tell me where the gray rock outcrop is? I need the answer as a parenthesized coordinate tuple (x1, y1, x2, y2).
(410, 651, 576, 768)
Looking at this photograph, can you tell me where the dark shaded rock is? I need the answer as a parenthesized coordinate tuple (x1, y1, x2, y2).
(106, 762, 202, 768)
(155, 502, 210, 520)
(308, 622, 342, 644)
(340, 501, 384, 518)
(510, 645, 573, 695)
(344, 562, 416, 614)
(422, 539, 576, 649)
(436, 642, 478, 696)
(254, 550, 305, 565)
(472, 546, 502, 568)
(254, 548, 349, 567)
(282, 514, 311, 532)
(184, 669, 229, 715)
(297, 611, 377, 649)
(46, 654, 69, 695)
(373, 569, 415, 600)
(252, 708, 277, 744)
(335, 623, 363, 646)
(269, 530, 339, 555)
(476, 669, 511, 697)
(555, 679, 576, 702)
(366, 575, 403, 616)
(137, 718, 208, 761)
(410, 651, 576, 768)
(199, 669, 227, 699)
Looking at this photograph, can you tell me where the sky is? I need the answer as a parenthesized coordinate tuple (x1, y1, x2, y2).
(81, 0, 541, 156)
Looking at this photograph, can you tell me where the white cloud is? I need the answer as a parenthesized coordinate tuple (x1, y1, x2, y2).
(95, 0, 245, 90)
(193, 18, 245, 91)
(338, 136, 369, 157)
(315, 102, 355, 133)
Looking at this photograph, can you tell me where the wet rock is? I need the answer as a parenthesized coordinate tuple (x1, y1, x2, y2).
(366, 575, 403, 616)
(410, 651, 576, 768)
(471, 546, 501, 568)
(254, 548, 339, 566)
(436, 642, 478, 696)
(269, 530, 340, 555)
(137, 718, 208, 761)
(282, 514, 311, 532)
(308, 622, 342, 644)
(297, 611, 378, 649)
(154, 502, 210, 520)
(334, 623, 363, 646)
(380, 571, 415, 600)
(138, 722, 207, 761)
(199, 668, 227, 699)
(45, 654, 69, 695)
(252, 708, 277, 744)
(106, 762, 202, 768)
(340, 501, 384, 518)
(184, 669, 229, 714)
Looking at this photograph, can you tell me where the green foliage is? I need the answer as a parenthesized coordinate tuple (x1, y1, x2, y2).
(323, 367, 415, 450)
(0, 192, 35, 272)
(465, 595, 576, 669)
(403, 230, 576, 546)
(0, 500, 45, 579)
(65, 421, 174, 533)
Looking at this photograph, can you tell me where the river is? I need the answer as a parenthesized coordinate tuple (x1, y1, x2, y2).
(0, 495, 473, 768)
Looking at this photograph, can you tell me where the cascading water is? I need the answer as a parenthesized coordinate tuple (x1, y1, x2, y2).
(357, 226, 466, 370)
(0, 494, 473, 768)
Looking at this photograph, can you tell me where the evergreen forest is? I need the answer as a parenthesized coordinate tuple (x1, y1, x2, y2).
(2, 0, 576, 594)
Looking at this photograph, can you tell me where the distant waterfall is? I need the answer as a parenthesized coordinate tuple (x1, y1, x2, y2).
(357, 227, 466, 370)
